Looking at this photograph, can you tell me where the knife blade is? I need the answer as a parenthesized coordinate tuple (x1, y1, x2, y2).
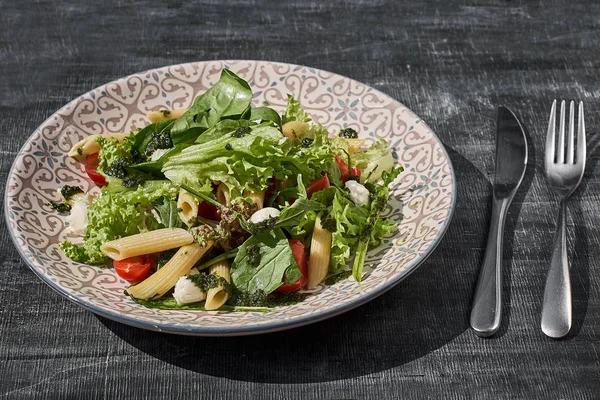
(470, 106, 528, 337)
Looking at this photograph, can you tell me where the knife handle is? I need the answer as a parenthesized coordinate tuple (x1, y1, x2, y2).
(470, 197, 510, 337)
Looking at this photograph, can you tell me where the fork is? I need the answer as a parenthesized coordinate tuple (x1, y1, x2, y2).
(541, 100, 586, 339)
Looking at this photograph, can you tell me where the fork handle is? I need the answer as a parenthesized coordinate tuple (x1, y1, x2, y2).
(470, 197, 509, 337)
(541, 200, 572, 339)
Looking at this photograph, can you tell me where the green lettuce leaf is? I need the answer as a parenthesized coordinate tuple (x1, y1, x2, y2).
(282, 94, 311, 124)
(59, 181, 177, 264)
(163, 123, 315, 200)
(353, 137, 396, 183)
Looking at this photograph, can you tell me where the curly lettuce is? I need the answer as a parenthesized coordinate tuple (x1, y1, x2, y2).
(59, 181, 177, 264)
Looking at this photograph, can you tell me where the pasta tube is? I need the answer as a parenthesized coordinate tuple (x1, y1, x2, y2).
(244, 191, 264, 210)
(177, 189, 199, 226)
(205, 260, 231, 310)
(307, 216, 332, 289)
(344, 138, 366, 155)
(146, 108, 188, 123)
(215, 183, 231, 207)
(127, 242, 212, 300)
(100, 228, 194, 261)
(68, 132, 131, 158)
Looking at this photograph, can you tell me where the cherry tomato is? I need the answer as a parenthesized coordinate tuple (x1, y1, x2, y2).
(198, 201, 220, 221)
(114, 254, 154, 283)
(306, 174, 330, 198)
(84, 153, 107, 186)
(335, 156, 350, 182)
(350, 166, 361, 179)
(276, 240, 308, 292)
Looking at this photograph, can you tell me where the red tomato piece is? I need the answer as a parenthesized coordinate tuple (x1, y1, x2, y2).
(197, 201, 220, 221)
(306, 174, 330, 199)
(84, 153, 107, 186)
(335, 156, 350, 182)
(276, 240, 308, 292)
(114, 254, 154, 283)
(350, 166, 361, 179)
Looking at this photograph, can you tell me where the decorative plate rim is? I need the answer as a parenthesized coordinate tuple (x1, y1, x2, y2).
(5, 60, 457, 336)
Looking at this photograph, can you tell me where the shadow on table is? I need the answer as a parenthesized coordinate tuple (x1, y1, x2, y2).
(99, 147, 492, 383)
(561, 130, 598, 340)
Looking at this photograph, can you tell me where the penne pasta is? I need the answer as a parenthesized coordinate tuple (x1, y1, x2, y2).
(215, 183, 231, 207)
(177, 189, 199, 226)
(244, 191, 265, 210)
(127, 242, 213, 300)
(146, 108, 188, 123)
(344, 138, 366, 155)
(307, 216, 332, 289)
(100, 228, 194, 261)
(68, 132, 131, 158)
(205, 260, 231, 310)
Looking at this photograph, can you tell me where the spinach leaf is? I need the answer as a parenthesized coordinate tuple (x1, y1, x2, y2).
(171, 69, 252, 138)
(133, 119, 175, 156)
(153, 197, 184, 229)
(231, 228, 300, 294)
(250, 106, 281, 127)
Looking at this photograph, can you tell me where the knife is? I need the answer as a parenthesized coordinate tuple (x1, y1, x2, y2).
(470, 106, 528, 337)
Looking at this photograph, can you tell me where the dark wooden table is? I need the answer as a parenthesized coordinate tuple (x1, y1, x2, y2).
(2, 1, 599, 398)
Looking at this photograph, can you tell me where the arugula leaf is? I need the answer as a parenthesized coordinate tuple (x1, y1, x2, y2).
(153, 197, 184, 229)
(276, 198, 324, 229)
(352, 167, 403, 281)
(195, 248, 240, 271)
(250, 106, 282, 127)
(231, 228, 300, 294)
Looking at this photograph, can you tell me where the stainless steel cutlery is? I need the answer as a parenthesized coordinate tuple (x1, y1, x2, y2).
(541, 100, 586, 339)
(470, 106, 528, 337)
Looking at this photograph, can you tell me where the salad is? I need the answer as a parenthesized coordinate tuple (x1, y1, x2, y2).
(52, 69, 402, 312)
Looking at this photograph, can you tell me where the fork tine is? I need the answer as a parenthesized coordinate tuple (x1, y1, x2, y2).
(577, 101, 586, 165)
(557, 100, 566, 163)
(567, 101, 575, 164)
(546, 100, 557, 166)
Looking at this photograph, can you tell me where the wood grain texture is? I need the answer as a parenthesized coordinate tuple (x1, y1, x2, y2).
(1, 0, 600, 398)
